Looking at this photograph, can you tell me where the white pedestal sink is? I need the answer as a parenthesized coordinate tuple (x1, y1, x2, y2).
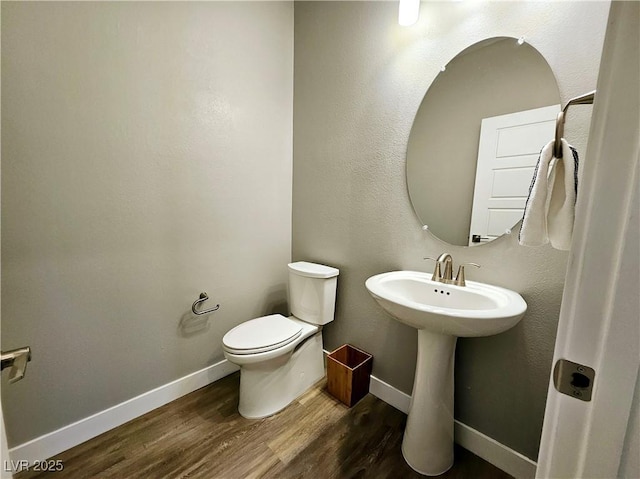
(365, 271, 527, 475)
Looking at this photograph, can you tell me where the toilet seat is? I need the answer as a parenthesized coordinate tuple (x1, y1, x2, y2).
(222, 314, 303, 355)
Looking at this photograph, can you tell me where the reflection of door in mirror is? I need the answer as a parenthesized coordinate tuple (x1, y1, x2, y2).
(406, 37, 561, 247)
(469, 105, 560, 245)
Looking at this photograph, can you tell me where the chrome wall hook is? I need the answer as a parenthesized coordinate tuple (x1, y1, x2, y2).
(191, 292, 220, 316)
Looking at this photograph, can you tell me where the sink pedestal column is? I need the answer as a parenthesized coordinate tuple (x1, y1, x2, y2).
(402, 329, 457, 476)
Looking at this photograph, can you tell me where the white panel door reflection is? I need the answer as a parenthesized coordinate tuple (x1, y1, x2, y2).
(469, 104, 560, 245)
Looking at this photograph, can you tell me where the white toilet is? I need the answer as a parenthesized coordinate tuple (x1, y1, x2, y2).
(222, 261, 339, 419)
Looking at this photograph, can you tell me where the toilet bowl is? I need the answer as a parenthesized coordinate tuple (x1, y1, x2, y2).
(222, 261, 339, 419)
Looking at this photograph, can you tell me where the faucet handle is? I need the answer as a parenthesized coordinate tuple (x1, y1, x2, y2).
(454, 263, 480, 287)
(423, 257, 441, 281)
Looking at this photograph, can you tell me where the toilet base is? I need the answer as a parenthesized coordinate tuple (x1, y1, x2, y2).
(238, 331, 324, 419)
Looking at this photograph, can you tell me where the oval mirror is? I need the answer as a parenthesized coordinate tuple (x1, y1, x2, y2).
(406, 37, 561, 246)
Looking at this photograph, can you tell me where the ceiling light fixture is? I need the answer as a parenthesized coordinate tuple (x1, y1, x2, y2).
(398, 0, 420, 26)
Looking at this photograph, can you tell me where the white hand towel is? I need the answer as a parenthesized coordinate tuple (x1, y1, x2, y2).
(519, 138, 579, 250)
(519, 141, 554, 247)
(548, 139, 579, 250)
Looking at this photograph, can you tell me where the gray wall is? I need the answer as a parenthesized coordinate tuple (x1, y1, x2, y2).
(293, 1, 609, 460)
(1, 2, 293, 446)
(620, 368, 640, 478)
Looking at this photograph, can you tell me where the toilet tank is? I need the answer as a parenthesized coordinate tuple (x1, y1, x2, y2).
(288, 261, 339, 325)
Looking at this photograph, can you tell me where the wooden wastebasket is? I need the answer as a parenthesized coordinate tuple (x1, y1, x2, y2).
(326, 344, 373, 407)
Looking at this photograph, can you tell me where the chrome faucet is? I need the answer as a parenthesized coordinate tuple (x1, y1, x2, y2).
(424, 253, 453, 283)
(424, 253, 480, 286)
(436, 253, 454, 283)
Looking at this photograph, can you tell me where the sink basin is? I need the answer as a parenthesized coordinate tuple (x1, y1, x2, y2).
(365, 270, 527, 475)
(365, 270, 527, 337)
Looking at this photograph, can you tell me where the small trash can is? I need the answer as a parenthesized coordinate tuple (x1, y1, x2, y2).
(326, 344, 373, 407)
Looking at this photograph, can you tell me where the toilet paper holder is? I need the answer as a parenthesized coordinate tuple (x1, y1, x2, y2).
(1, 346, 31, 384)
(191, 292, 220, 316)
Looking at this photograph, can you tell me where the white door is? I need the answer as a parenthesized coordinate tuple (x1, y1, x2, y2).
(469, 104, 560, 245)
(1, 401, 11, 479)
(536, 2, 639, 478)
(1, 158, 12, 479)
(1, 252, 11, 479)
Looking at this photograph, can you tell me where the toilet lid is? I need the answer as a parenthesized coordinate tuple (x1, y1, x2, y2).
(222, 314, 303, 355)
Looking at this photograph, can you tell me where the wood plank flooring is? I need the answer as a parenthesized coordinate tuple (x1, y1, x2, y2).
(16, 373, 513, 478)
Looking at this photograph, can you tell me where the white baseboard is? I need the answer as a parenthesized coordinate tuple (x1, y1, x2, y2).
(10, 358, 536, 479)
(453, 420, 537, 479)
(368, 374, 412, 413)
(9, 359, 239, 466)
(367, 374, 537, 479)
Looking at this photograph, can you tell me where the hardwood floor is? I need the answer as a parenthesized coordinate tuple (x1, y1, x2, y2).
(17, 373, 513, 479)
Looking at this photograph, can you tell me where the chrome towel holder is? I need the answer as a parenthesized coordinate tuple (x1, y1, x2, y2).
(554, 90, 596, 158)
(192, 292, 220, 315)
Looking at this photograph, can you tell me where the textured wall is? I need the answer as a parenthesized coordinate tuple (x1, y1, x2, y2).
(1, 2, 293, 446)
(293, 1, 609, 460)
